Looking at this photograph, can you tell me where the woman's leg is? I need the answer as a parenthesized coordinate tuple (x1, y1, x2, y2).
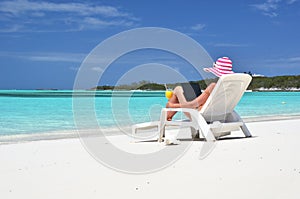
(166, 87, 180, 120)
(166, 85, 199, 120)
(168, 83, 216, 109)
(196, 83, 216, 110)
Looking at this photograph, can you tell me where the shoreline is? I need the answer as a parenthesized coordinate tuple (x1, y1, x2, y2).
(1, 114, 300, 145)
(1, 89, 300, 98)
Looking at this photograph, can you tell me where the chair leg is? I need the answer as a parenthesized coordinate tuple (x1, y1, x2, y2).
(158, 125, 165, 142)
(204, 129, 216, 141)
(158, 109, 167, 142)
(241, 123, 252, 137)
(228, 111, 252, 138)
(196, 115, 216, 142)
(191, 128, 199, 139)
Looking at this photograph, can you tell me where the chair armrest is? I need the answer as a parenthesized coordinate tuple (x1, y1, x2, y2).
(162, 107, 198, 114)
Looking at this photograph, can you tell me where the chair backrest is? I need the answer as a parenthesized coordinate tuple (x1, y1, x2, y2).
(200, 73, 252, 122)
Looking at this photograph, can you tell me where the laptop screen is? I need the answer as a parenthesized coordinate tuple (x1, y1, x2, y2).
(180, 82, 202, 101)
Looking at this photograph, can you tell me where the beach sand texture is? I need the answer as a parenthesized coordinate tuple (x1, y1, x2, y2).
(1, 119, 300, 199)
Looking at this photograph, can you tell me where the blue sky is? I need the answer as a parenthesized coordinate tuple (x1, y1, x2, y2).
(0, 0, 300, 89)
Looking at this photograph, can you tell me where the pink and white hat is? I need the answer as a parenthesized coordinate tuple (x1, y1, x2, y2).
(204, 57, 234, 77)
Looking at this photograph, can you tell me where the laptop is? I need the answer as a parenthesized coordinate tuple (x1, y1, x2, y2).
(180, 82, 202, 101)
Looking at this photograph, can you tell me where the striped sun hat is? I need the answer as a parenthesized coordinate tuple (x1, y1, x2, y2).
(204, 57, 234, 77)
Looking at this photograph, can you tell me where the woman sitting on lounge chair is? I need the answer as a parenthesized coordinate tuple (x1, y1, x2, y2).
(166, 56, 234, 121)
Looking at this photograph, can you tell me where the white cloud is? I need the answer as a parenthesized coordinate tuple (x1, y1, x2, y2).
(213, 43, 249, 47)
(287, 0, 298, 4)
(191, 23, 206, 31)
(260, 56, 300, 73)
(0, 25, 23, 33)
(287, 57, 300, 62)
(90, 67, 104, 72)
(82, 17, 134, 28)
(0, 0, 128, 17)
(0, 51, 87, 63)
(27, 55, 84, 63)
(0, 0, 138, 32)
(252, 2, 277, 12)
(31, 12, 45, 17)
(69, 66, 79, 71)
(265, 56, 300, 63)
(263, 12, 278, 17)
(251, 0, 298, 17)
(251, 0, 279, 17)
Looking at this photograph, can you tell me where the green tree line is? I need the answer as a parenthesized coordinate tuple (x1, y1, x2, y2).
(92, 75, 300, 91)
(248, 75, 300, 90)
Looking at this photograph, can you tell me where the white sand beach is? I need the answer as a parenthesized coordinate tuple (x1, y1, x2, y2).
(1, 118, 300, 199)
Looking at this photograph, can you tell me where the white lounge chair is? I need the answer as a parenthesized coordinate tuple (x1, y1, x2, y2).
(132, 121, 160, 136)
(132, 73, 252, 142)
(158, 73, 252, 142)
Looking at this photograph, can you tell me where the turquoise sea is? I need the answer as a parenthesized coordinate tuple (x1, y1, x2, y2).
(1, 90, 300, 137)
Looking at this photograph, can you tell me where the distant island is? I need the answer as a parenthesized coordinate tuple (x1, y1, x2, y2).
(92, 75, 300, 91)
(247, 75, 300, 91)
